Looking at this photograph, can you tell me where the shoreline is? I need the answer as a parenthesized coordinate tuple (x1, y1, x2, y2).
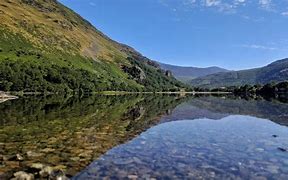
(6, 91, 232, 96)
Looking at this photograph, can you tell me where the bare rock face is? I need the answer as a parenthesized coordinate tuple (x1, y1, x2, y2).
(135, 66, 146, 81)
(21, 0, 57, 13)
(53, 20, 73, 31)
(165, 70, 173, 77)
(122, 65, 146, 83)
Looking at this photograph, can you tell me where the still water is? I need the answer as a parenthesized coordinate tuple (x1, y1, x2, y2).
(1, 94, 288, 179)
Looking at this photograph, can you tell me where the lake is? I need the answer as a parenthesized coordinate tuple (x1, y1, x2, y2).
(1, 94, 288, 179)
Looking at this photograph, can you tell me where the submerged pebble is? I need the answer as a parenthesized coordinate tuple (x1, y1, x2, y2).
(12, 171, 34, 180)
(277, 147, 287, 152)
(74, 117, 288, 179)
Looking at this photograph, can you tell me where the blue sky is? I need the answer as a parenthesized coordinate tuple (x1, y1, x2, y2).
(59, 0, 288, 70)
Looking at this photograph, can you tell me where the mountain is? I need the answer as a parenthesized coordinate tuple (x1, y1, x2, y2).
(190, 58, 288, 88)
(159, 62, 230, 83)
(0, 0, 186, 93)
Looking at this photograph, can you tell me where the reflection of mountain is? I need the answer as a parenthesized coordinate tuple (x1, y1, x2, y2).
(179, 96, 288, 126)
(75, 117, 288, 179)
(160, 101, 229, 123)
(0, 94, 185, 178)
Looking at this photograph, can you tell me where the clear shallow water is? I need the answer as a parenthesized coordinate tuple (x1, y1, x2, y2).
(74, 96, 288, 180)
(0, 94, 185, 178)
(1, 94, 288, 179)
(75, 116, 288, 179)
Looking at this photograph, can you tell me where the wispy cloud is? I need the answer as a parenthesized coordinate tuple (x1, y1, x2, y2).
(201, 0, 246, 13)
(89, 2, 96, 6)
(204, 0, 221, 7)
(240, 44, 278, 51)
(282, 11, 288, 16)
(258, 0, 272, 9)
(158, 0, 288, 17)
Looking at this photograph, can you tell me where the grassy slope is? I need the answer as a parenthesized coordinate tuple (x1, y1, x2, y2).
(0, 0, 185, 92)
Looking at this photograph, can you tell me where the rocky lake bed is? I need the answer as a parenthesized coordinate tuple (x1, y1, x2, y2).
(1, 94, 288, 179)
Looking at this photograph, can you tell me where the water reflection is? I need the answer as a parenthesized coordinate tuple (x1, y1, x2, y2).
(75, 116, 288, 179)
(0, 94, 185, 178)
(75, 95, 288, 179)
(160, 95, 288, 126)
(1, 94, 288, 179)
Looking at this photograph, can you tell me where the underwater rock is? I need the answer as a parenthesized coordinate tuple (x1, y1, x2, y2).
(128, 175, 138, 179)
(30, 163, 45, 170)
(12, 171, 34, 180)
(16, 154, 24, 161)
(278, 147, 287, 152)
(26, 151, 43, 158)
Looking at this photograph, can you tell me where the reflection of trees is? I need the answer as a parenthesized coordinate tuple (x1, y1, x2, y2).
(0, 94, 185, 177)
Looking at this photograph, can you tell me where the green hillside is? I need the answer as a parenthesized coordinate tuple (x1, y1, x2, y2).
(0, 0, 186, 93)
(190, 58, 288, 88)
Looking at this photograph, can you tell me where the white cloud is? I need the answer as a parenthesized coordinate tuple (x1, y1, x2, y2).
(204, 0, 221, 7)
(159, 0, 288, 17)
(259, 0, 271, 6)
(234, 0, 245, 5)
(282, 11, 288, 16)
(168, 0, 247, 13)
(258, 0, 272, 9)
(240, 44, 278, 50)
(185, 0, 197, 4)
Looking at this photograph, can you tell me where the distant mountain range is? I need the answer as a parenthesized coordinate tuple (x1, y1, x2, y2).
(190, 58, 288, 88)
(159, 62, 230, 83)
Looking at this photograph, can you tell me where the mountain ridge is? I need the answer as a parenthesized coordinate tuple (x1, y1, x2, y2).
(158, 62, 230, 82)
(190, 58, 288, 88)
